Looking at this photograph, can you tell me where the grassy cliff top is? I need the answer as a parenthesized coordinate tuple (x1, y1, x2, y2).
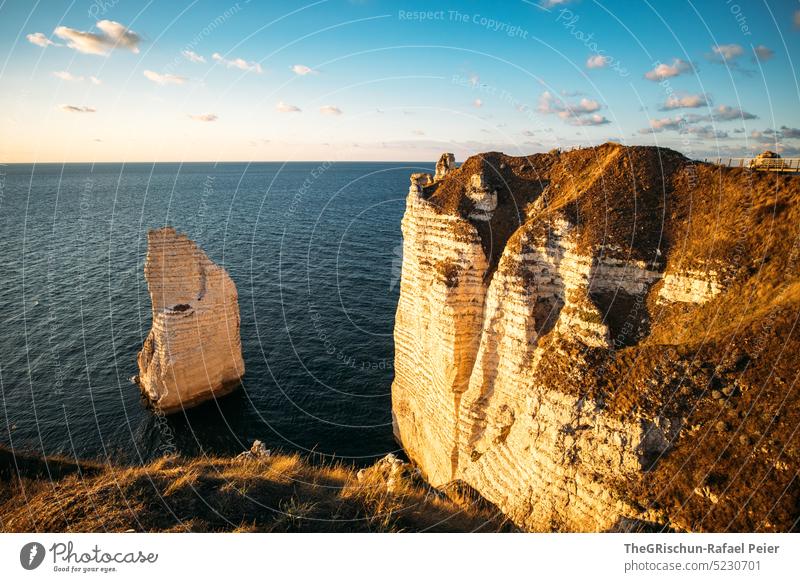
(0, 446, 510, 533)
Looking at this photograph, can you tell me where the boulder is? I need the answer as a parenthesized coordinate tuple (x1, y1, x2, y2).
(237, 440, 271, 460)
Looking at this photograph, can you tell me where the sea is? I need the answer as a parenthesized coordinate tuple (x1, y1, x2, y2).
(0, 161, 430, 466)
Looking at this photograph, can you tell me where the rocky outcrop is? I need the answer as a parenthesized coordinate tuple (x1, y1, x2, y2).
(137, 227, 244, 413)
(356, 453, 409, 493)
(237, 440, 272, 460)
(465, 172, 498, 221)
(393, 144, 800, 532)
(435, 152, 455, 181)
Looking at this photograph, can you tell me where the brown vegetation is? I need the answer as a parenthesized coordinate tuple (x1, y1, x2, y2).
(0, 446, 511, 532)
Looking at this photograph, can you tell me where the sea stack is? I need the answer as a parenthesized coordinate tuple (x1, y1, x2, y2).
(393, 144, 800, 532)
(137, 227, 244, 413)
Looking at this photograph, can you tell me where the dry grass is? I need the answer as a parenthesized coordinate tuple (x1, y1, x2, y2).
(0, 447, 512, 533)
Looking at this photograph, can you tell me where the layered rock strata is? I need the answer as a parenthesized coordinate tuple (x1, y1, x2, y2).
(393, 144, 800, 532)
(137, 227, 244, 413)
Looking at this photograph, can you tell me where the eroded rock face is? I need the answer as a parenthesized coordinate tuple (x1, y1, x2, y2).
(465, 172, 498, 221)
(393, 145, 800, 532)
(435, 153, 455, 181)
(137, 227, 244, 413)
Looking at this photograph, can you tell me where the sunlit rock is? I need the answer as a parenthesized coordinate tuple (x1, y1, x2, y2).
(137, 227, 244, 413)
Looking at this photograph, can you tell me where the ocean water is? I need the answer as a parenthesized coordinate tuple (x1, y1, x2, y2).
(0, 161, 430, 465)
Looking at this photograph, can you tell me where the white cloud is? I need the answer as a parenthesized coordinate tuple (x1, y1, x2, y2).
(541, 0, 571, 7)
(704, 143, 800, 158)
(320, 105, 343, 116)
(95, 20, 140, 51)
(643, 105, 757, 134)
(212, 53, 263, 73)
(182, 50, 205, 63)
(276, 101, 301, 113)
(661, 93, 709, 110)
(59, 104, 96, 113)
(54, 20, 141, 55)
(753, 45, 774, 62)
(291, 64, 316, 75)
(644, 58, 693, 81)
(189, 113, 218, 122)
(539, 91, 606, 126)
(712, 105, 756, 121)
(143, 70, 187, 85)
(586, 55, 609, 69)
(773, 144, 800, 156)
(685, 125, 728, 139)
(575, 98, 600, 113)
(678, 108, 755, 124)
(698, 105, 758, 121)
(537, 91, 558, 114)
(752, 127, 800, 142)
(751, 129, 776, 140)
(53, 71, 103, 85)
(53, 71, 83, 82)
(27, 32, 58, 47)
(780, 126, 800, 138)
(473, 99, 483, 108)
(568, 114, 610, 126)
(540, 92, 599, 114)
(648, 116, 685, 131)
(711, 43, 744, 61)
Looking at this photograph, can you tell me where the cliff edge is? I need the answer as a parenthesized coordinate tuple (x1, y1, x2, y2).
(392, 143, 800, 532)
(137, 227, 244, 413)
(0, 445, 507, 532)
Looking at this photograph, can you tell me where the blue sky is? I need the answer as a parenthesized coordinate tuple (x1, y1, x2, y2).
(1, 0, 799, 162)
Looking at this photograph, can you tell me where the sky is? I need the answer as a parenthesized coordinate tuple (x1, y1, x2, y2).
(0, 0, 799, 162)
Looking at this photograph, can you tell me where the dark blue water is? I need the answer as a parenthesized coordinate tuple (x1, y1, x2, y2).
(0, 161, 430, 465)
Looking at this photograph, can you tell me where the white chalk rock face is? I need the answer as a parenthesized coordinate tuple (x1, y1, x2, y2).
(409, 172, 433, 195)
(466, 172, 497, 221)
(435, 152, 455, 181)
(391, 146, 739, 532)
(137, 227, 245, 413)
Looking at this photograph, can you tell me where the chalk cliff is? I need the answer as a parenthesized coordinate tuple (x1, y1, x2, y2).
(137, 227, 244, 413)
(393, 143, 800, 532)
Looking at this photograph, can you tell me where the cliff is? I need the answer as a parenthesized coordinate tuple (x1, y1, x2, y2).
(137, 227, 244, 413)
(0, 445, 508, 532)
(392, 143, 800, 532)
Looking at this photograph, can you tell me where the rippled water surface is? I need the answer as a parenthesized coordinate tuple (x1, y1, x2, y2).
(0, 161, 430, 464)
